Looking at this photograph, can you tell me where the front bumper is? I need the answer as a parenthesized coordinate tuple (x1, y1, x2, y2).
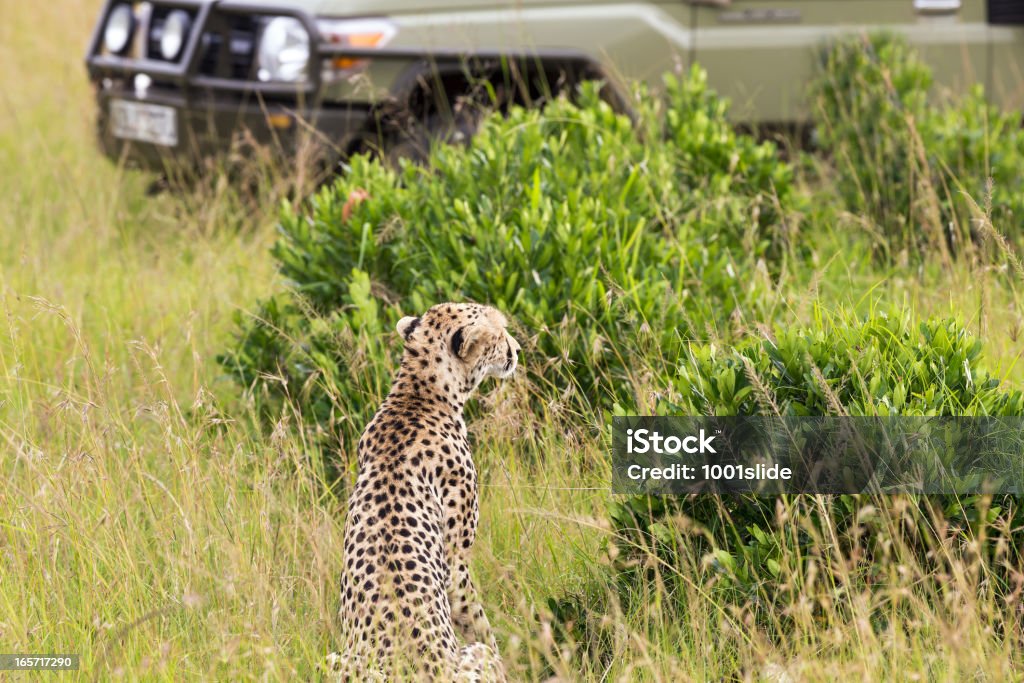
(93, 81, 372, 170)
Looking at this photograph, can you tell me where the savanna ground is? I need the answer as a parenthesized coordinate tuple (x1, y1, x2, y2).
(2, 1, 1024, 681)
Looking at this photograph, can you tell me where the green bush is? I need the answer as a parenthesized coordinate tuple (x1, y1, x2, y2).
(671, 311, 1024, 417)
(220, 69, 796, 457)
(811, 34, 1024, 257)
(607, 311, 1024, 629)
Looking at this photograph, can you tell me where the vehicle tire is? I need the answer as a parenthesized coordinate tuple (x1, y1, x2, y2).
(382, 106, 484, 167)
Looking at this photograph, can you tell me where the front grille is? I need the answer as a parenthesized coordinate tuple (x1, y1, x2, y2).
(196, 13, 259, 80)
(143, 4, 259, 79)
(988, 0, 1024, 25)
(146, 5, 199, 62)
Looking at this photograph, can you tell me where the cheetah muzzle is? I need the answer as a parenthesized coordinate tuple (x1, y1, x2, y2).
(328, 303, 520, 681)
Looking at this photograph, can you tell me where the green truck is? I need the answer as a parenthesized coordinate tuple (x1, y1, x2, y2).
(86, 0, 1024, 169)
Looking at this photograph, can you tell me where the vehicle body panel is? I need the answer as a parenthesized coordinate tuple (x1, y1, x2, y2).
(235, 0, 640, 14)
(690, 0, 997, 121)
(990, 26, 1024, 110)
(370, 4, 691, 96)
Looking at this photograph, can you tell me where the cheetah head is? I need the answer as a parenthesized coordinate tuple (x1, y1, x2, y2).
(395, 303, 520, 401)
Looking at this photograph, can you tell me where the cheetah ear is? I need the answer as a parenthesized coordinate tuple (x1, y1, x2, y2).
(396, 316, 421, 340)
(451, 324, 487, 361)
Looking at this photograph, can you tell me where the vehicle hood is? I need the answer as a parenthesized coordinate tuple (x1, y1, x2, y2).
(219, 0, 623, 18)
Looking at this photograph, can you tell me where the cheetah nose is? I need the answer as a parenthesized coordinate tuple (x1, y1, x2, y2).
(509, 336, 521, 353)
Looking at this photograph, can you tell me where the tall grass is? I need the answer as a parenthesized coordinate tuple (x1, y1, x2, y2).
(2, 4, 1024, 681)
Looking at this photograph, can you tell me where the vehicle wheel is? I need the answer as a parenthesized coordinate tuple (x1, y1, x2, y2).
(382, 106, 484, 167)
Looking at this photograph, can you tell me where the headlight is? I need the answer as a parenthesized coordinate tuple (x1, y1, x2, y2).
(104, 3, 135, 55)
(257, 17, 310, 82)
(317, 18, 397, 80)
(159, 10, 191, 61)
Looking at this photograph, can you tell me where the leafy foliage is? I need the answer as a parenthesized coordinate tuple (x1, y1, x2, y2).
(673, 311, 1024, 417)
(220, 70, 796, 457)
(609, 311, 1024, 625)
(811, 34, 1024, 257)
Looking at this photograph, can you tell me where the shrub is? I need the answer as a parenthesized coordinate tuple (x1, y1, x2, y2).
(608, 310, 1024, 627)
(220, 69, 796, 458)
(672, 310, 1024, 417)
(811, 33, 1024, 258)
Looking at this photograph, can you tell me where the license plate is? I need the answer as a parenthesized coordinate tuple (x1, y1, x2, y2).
(109, 100, 178, 147)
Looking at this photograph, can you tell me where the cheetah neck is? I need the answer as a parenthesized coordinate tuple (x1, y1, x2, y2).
(385, 364, 471, 416)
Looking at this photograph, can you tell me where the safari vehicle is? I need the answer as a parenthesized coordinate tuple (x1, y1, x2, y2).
(85, 0, 1024, 170)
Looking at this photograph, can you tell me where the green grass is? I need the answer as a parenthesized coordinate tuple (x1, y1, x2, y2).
(2, 2, 1024, 681)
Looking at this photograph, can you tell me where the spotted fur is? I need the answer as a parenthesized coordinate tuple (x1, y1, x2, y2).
(328, 303, 519, 681)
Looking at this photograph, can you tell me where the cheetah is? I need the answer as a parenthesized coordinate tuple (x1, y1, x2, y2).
(328, 303, 520, 681)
